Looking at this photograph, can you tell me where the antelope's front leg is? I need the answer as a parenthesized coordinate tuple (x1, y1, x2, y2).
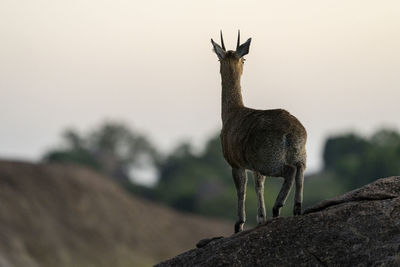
(232, 168, 248, 233)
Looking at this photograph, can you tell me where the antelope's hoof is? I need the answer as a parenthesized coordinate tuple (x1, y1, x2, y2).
(257, 215, 267, 224)
(293, 203, 302, 216)
(272, 207, 281, 217)
(234, 221, 244, 233)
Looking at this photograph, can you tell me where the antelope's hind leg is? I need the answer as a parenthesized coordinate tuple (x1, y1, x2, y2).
(232, 168, 248, 233)
(272, 165, 297, 217)
(253, 171, 266, 224)
(293, 164, 305, 215)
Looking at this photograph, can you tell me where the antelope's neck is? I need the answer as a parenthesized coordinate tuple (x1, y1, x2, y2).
(221, 74, 244, 123)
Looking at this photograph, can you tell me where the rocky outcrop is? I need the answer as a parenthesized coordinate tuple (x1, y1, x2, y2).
(157, 176, 400, 266)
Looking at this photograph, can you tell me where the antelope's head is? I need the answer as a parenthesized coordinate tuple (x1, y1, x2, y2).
(211, 30, 251, 76)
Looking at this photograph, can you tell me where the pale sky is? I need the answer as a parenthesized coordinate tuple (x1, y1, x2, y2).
(1, 0, 400, 175)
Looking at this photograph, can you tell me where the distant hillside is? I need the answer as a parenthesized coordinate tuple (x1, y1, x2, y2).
(0, 160, 232, 267)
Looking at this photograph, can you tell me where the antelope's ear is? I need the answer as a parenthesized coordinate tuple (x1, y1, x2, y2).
(211, 39, 226, 60)
(236, 38, 251, 58)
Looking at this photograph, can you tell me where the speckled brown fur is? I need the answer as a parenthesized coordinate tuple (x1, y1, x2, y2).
(211, 32, 307, 233)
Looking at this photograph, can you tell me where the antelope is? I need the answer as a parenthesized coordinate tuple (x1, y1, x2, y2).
(211, 31, 307, 233)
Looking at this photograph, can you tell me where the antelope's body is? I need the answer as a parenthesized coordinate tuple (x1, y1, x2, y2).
(211, 31, 307, 233)
(221, 108, 306, 175)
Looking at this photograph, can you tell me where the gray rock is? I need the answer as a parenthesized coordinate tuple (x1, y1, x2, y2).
(156, 176, 400, 266)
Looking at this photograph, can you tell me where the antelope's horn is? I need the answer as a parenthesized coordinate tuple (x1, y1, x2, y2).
(236, 30, 240, 50)
(220, 30, 226, 51)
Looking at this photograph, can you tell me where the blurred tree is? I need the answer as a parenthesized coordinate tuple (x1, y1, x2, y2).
(154, 138, 232, 214)
(322, 129, 400, 188)
(365, 129, 400, 182)
(323, 133, 370, 187)
(43, 122, 159, 184)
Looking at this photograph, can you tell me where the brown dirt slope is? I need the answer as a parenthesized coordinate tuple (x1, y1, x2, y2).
(0, 160, 231, 267)
(157, 176, 400, 266)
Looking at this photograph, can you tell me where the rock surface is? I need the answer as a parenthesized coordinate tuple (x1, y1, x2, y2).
(156, 176, 400, 266)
